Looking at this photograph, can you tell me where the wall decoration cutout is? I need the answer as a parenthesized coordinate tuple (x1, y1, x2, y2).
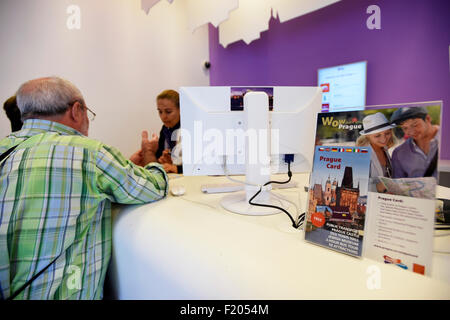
(186, 0, 239, 33)
(219, 0, 273, 47)
(272, 0, 340, 23)
(141, 0, 340, 47)
(141, 0, 174, 14)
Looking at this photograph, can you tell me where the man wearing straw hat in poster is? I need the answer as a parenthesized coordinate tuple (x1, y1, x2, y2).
(390, 107, 440, 179)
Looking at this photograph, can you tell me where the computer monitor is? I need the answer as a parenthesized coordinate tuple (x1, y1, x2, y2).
(318, 61, 367, 112)
(179, 86, 322, 216)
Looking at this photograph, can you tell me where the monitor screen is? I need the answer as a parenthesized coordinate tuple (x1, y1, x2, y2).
(317, 61, 367, 113)
(179, 86, 323, 176)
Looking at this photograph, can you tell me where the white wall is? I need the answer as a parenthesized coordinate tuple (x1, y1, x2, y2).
(0, 0, 209, 156)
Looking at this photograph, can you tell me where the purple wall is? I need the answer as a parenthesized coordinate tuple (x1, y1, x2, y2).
(209, 0, 450, 159)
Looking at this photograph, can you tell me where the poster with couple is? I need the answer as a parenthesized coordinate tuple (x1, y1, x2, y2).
(311, 101, 442, 275)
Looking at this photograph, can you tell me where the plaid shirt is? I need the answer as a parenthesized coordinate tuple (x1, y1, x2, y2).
(0, 119, 168, 299)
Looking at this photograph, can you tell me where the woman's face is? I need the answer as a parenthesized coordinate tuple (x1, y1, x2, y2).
(367, 129, 392, 149)
(157, 98, 180, 128)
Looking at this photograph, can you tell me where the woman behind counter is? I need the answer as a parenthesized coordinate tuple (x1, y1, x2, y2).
(155, 89, 182, 173)
(356, 112, 397, 192)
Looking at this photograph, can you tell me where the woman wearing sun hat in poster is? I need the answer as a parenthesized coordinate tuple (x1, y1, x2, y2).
(356, 112, 397, 192)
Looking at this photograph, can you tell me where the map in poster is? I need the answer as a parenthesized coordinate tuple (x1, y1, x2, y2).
(378, 177, 436, 199)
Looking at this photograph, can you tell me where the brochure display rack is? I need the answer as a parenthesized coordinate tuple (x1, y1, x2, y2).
(307, 101, 442, 275)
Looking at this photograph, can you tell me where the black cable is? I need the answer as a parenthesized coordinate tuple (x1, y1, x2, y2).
(248, 161, 302, 229)
(265, 161, 292, 186)
(435, 227, 450, 230)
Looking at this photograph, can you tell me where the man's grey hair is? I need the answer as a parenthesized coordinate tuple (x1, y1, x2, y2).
(16, 76, 85, 120)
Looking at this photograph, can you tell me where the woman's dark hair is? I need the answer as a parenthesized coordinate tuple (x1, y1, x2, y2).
(3, 95, 23, 132)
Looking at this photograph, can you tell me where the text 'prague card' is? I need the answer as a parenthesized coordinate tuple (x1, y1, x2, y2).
(305, 146, 371, 257)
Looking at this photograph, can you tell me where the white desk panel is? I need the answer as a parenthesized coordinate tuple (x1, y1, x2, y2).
(109, 174, 450, 299)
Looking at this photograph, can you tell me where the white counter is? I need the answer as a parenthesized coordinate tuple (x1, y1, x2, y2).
(108, 174, 450, 299)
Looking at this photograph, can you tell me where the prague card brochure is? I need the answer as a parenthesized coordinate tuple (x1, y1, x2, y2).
(305, 146, 371, 257)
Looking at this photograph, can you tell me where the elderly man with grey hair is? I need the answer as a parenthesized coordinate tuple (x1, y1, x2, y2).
(0, 77, 168, 300)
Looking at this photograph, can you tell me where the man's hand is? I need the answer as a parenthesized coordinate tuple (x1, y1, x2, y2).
(130, 149, 144, 166)
(162, 163, 178, 173)
(158, 149, 173, 164)
(141, 130, 158, 154)
(138, 131, 158, 166)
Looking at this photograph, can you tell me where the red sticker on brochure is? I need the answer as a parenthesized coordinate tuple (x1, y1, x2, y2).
(413, 264, 425, 275)
(311, 212, 325, 228)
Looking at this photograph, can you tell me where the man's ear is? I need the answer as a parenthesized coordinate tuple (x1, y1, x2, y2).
(70, 101, 84, 123)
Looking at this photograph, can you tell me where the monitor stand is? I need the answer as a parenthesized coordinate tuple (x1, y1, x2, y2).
(220, 91, 291, 216)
